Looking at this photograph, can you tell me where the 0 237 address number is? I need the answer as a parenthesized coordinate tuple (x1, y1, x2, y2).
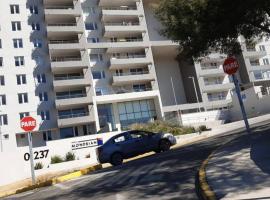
(24, 150, 49, 161)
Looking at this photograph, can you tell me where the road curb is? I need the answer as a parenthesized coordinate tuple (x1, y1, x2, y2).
(0, 164, 102, 198)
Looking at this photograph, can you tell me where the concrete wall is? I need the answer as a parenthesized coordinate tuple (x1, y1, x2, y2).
(0, 132, 120, 186)
(153, 51, 187, 107)
(229, 87, 270, 121)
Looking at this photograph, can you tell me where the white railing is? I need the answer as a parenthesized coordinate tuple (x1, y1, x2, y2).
(208, 96, 227, 101)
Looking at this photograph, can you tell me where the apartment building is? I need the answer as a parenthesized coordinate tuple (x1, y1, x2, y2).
(1, 0, 269, 152)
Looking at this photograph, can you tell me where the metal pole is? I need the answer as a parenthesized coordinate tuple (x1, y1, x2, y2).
(190, 76, 201, 112)
(232, 74, 250, 133)
(27, 132, 36, 184)
(0, 120, 2, 152)
(170, 77, 182, 125)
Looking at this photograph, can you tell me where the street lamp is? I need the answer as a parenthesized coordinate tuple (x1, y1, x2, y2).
(189, 76, 201, 112)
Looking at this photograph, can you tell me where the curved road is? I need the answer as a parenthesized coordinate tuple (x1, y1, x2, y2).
(5, 125, 268, 200)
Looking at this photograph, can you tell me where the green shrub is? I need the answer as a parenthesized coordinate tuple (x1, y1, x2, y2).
(51, 155, 64, 164)
(65, 152, 75, 161)
(34, 162, 43, 170)
(129, 120, 196, 136)
(198, 125, 208, 132)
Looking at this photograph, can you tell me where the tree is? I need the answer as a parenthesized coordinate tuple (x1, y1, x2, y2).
(156, 0, 270, 59)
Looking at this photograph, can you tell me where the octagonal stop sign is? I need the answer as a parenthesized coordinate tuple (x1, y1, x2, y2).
(20, 116, 36, 132)
(223, 57, 240, 75)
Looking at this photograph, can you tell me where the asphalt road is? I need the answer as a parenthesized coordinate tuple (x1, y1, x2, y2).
(4, 124, 268, 200)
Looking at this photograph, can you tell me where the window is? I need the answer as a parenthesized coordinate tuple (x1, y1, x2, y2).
(14, 56, 24, 66)
(0, 76, 5, 85)
(33, 39, 42, 48)
(87, 37, 99, 43)
(263, 58, 269, 65)
(19, 112, 29, 120)
(95, 88, 103, 96)
(10, 5, 20, 14)
(60, 127, 74, 139)
(0, 39, 2, 48)
(118, 99, 157, 128)
(33, 56, 43, 65)
(83, 7, 95, 14)
(18, 93, 28, 104)
(0, 95, 6, 105)
(43, 131, 52, 141)
(0, 57, 3, 67)
(29, 5, 38, 14)
(85, 22, 98, 30)
(37, 74, 46, 83)
(83, 125, 87, 135)
(114, 135, 126, 143)
(89, 54, 103, 65)
(11, 21, 21, 31)
(39, 92, 48, 101)
(13, 39, 23, 48)
(92, 71, 105, 79)
(16, 74, 27, 85)
(0, 114, 8, 125)
(31, 23, 40, 31)
(133, 84, 146, 92)
(259, 45, 266, 52)
(40, 111, 50, 120)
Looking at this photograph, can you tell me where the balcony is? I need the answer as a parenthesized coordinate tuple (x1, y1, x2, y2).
(103, 22, 145, 37)
(51, 57, 88, 72)
(101, 7, 139, 21)
(53, 75, 90, 90)
(48, 40, 81, 50)
(109, 55, 152, 69)
(47, 23, 83, 35)
(87, 38, 147, 52)
(203, 83, 234, 92)
(95, 87, 160, 104)
(112, 72, 155, 85)
(55, 93, 92, 109)
(44, 5, 81, 16)
(57, 112, 94, 128)
(98, 0, 139, 6)
(243, 48, 267, 58)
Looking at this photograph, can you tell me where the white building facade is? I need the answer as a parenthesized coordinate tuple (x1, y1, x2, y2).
(1, 0, 270, 153)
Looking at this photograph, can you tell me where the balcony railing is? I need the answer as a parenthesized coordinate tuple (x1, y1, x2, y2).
(54, 75, 84, 81)
(45, 6, 74, 9)
(208, 96, 227, 101)
(49, 40, 79, 44)
(47, 23, 77, 27)
(111, 54, 146, 59)
(58, 112, 89, 119)
(104, 22, 140, 26)
(102, 6, 137, 10)
(56, 93, 87, 100)
(51, 57, 81, 62)
(201, 65, 221, 70)
(96, 87, 153, 96)
(113, 71, 149, 76)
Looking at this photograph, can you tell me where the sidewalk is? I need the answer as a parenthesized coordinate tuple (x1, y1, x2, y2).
(206, 123, 270, 200)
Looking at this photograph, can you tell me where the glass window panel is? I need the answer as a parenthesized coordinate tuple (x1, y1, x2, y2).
(127, 113, 135, 120)
(119, 114, 127, 121)
(133, 102, 140, 112)
(118, 103, 126, 114)
(134, 112, 142, 119)
(125, 102, 133, 113)
(141, 111, 150, 118)
(140, 100, 148, 111)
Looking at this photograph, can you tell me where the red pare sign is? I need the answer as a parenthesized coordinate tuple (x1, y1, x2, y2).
(223, 57, 239, 75)
(20, 116, 36, 132)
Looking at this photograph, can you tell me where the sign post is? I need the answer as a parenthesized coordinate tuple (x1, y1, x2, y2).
(223, 57, 250, 133)
(20, 116, 37, 185)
